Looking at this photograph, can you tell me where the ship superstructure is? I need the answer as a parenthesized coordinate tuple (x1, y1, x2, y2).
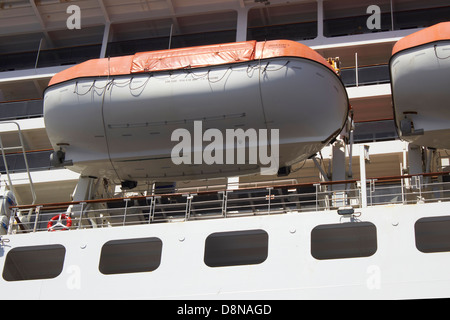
(0, 0, 450, 299)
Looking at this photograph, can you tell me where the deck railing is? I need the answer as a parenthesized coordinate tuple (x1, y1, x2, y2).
(6, 171, 450, 234)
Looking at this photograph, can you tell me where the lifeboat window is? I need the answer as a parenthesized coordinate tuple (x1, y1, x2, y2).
(204, 229, 268, 267)
(2, 244, 66, 282)
(415, 216, 450, 253)
(99, 237, 162, 275)
(311, 222, 377, 260)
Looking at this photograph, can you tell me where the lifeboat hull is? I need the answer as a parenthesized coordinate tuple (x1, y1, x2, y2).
(390, 23, 450, 149)
(44, 41, 348, 182)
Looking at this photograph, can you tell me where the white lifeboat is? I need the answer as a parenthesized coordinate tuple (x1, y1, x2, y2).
(390, 22, 450, 149)
(43, 40, 349, 183)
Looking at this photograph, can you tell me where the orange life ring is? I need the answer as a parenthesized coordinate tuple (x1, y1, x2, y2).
(47, 214, 72, 231)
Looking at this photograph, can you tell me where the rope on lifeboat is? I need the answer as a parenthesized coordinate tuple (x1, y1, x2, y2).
(434, 44, 450, 60)
(72, 59, 292, 98)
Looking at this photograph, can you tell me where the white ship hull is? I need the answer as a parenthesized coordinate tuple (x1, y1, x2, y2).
(1, 201, 450, 300)
(43, 57, 348, 182)
(390, 40, 450, 149)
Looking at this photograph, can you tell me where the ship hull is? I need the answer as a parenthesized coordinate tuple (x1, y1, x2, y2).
(2, 202, 450, 299)
(390, 40, 450, 149)
(44, 57, 348, 182)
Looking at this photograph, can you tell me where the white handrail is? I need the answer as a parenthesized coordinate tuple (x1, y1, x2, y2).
(0, 121, 36, 205)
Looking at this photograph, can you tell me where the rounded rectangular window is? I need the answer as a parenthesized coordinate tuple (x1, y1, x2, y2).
(415, 216, 450, 253)
(99, 237, 162, 275)
(311, 222, 377, 260)
(204, 229, 268, 267)
(3, 244, 66, 281)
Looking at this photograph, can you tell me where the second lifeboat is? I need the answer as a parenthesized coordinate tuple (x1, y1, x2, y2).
(390, 22, 450, 150)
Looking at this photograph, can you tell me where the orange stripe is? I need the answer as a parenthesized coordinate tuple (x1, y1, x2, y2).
(392, 22, 450, 56)
(131, 41, 257, 73)
(48, 55, 133, 86)
(48, 40, 334, 86)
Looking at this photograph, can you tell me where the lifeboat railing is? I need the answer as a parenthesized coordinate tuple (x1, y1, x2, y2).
(6, 171, 450, 234)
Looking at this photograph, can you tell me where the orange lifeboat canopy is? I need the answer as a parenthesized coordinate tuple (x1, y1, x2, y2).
(48, 40, 336, 86)
(392, 21, 450, 56)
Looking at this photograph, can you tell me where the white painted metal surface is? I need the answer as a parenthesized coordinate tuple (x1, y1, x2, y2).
(0, 171, 449, 299)
(1, 201, 450, 300)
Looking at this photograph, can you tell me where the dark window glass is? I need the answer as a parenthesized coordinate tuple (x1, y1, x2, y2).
(99, 237, 162, 275)
(415, 216, 450, 253)
(204, 229, 268, 267)
(311, 222, 377, 260)
(3, 244, 65, 281)
(247, 2, 317, 41)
